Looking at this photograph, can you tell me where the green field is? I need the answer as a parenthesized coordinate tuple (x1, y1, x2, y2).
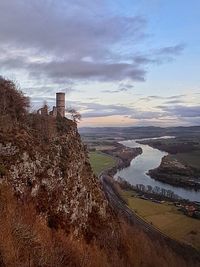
(121, 190, 200, 251)
(142, 137, 200, 170)
(89, 151, 116, 175)
(171, 151, 200, 169)
(89, 149, 200, 251)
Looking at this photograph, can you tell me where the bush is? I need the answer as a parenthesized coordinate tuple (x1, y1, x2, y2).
(0, 78, 30, 124)
(0, 165, 6, 177)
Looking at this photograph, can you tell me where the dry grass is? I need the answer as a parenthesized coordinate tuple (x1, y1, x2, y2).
(1, 78, 199, 266)
(0, 183, 123, 267)
(0, 183, 199, 266)
(0, 184, 82, 266)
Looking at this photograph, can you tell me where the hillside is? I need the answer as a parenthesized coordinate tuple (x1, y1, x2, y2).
(80, 126, 200, 139)
(0, 78, 199, 266)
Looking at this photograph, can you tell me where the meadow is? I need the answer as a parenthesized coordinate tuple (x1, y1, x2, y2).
(171, 150, 200, 169)
(89, 151, 116, 175)
(121, 190, 200, 251)
(89, 145, 200, 251)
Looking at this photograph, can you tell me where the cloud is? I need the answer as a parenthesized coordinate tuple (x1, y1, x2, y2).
(0, 54, 146, 82)
(1, 0, 195, 127)
(156, 44, 185, 56)
(0, 1, 145, 58)
(77, 102, 133, 118)
(139, 94, 186, 102)
(164, 99, 185, 105)
(101, 83, 134, 93)
(76, 100, 200, 124)
(0, 0, 147, 82)
(133, 55, 157, 65)
(75, 101, 165, 120)
(133, 44, 185, 65)
(31, 97, 166, 121)
(30, 93, 200, 126)
(30, 60, 146, 82)
(0, 0, 184, 86)
(159, 105, 200, 118)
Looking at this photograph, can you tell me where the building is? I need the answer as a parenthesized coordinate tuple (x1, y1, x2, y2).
(56, 92, 65, 117)
(38, 92, 66, 118)
(37, 104, 48, 116)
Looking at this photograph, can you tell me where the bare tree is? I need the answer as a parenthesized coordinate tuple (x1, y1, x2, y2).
(66, 108, 81, 123)
(0, 78, 30, 130)
(147, 185, 152, 193)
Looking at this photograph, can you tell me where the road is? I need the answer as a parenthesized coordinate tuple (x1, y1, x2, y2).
(100, 174, 200, 258)
(101, 174, 169, 235)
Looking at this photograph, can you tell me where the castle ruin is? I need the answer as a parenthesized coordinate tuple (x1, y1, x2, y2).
(37, 92, 66, 117)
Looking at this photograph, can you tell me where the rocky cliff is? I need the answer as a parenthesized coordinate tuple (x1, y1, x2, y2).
(0, 115, 111, 236)
(0, 79, 120, 266)
(0, 78, 200, 267)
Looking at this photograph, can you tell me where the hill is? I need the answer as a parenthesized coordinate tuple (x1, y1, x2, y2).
(0, 78, 199, 266)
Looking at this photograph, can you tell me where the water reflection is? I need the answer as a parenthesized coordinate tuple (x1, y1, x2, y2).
(115, 138, 200, 201)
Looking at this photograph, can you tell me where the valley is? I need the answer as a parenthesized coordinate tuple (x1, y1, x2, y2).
(85, 127, 200, 252)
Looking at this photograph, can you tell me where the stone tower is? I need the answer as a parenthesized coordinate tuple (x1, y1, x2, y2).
(56, 92, 65, 117)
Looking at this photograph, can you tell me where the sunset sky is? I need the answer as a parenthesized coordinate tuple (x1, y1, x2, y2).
(0, 0, 199, 127)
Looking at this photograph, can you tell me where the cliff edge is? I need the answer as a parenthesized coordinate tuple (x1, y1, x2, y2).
(0, 78, 199, 267)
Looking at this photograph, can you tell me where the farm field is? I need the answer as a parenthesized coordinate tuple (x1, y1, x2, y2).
(139, 136, 200, 170)
(171, 150, 200, 169)
(88, 145, 200, 251)
(89, 151, 116, 175)
(121, 190, 200, 251)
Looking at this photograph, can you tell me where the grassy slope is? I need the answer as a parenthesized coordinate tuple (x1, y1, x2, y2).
(171, 151, 200, 169)
(89, 151, 116, 176)
(121, 190, 200, 251)
(146, 137, 200, 169)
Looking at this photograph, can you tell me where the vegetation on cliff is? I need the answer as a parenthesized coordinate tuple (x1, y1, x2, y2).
(0, 78, 199, 266)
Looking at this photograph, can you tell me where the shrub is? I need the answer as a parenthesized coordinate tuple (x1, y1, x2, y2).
(0, 165, 6, 177)
(0, 78, 30, 123)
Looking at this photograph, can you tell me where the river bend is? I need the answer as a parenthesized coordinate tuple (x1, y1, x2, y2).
(115, 137, 200, 202)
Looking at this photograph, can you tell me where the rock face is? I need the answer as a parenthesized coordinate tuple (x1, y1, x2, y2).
(0, 116, 108, 233)
(1, 80, 200, 267)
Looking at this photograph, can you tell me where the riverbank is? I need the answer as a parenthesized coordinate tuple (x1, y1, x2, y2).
(138, 137, 200, 190)
(88, 141, 143, 180)
(148, 155, 200, 190)
(113, 139, 200, 201)
(89, 151, 200, 251)
(117, 177, 200, 218)
(100, 143, 142, 176)
(85, 131, 200, 252)
(89, 144, 200, 251)
(120, 188, 200, 252)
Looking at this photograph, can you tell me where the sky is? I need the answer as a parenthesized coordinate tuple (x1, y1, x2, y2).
(0, 0, 200, 127)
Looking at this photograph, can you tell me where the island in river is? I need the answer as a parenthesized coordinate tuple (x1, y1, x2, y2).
(82, 128, 200, 201)
(148, 155, 200, 189)
(85, 131, 200, 251)
(138, 137, 200, 190)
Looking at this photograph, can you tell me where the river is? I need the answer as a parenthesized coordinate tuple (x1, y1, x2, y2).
(115, 137, 200, 202)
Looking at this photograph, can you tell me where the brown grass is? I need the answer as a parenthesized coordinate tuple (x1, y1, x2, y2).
(0, 183, 199, 266)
